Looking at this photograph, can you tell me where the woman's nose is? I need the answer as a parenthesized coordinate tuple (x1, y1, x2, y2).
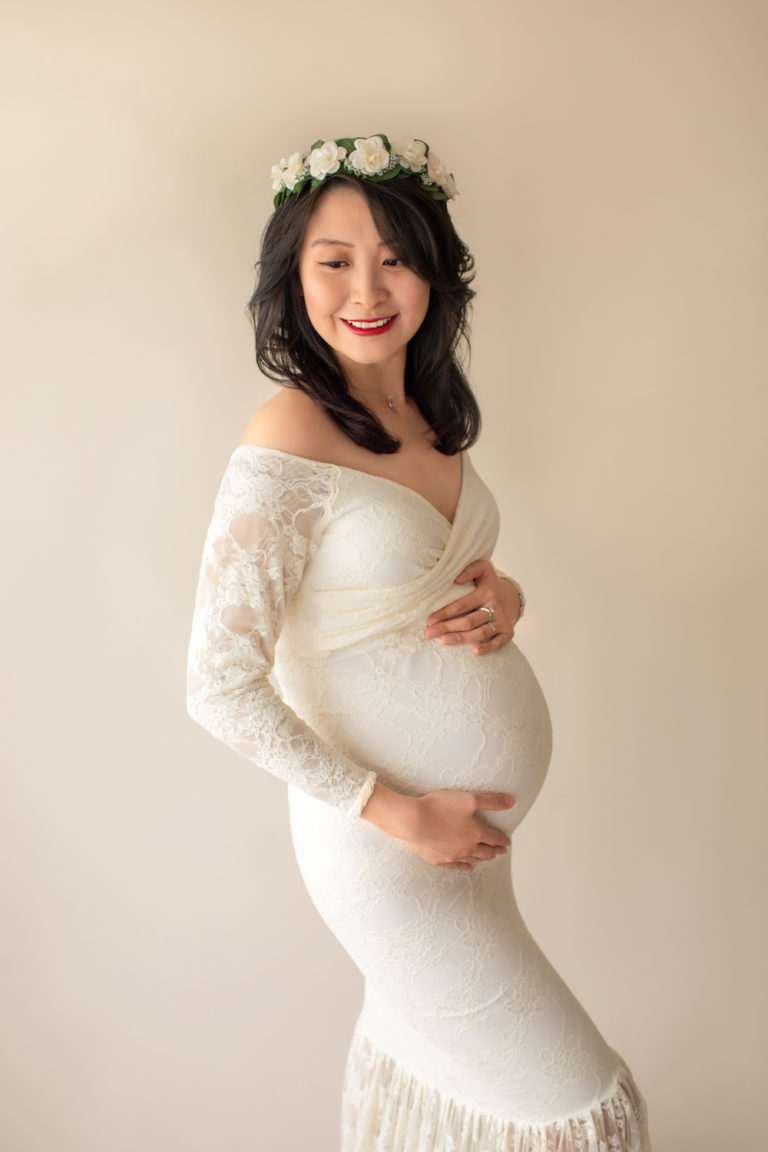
(350, 264, 387, 311)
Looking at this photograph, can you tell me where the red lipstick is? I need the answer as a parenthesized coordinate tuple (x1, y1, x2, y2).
(341, 315, 397, 336)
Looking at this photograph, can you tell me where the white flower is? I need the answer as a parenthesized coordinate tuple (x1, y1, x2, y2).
(390, 136, 427, 173)
(348, 135, 390, 176)
(282, 151, 308, 191)
(441, 170, 458, 198)
(308, 140, 347, 181)
(271, 162, 286, 192)
(426, 151, 457, 198)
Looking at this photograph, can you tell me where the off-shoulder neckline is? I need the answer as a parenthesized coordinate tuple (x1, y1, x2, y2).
(232, 443, 466, 529)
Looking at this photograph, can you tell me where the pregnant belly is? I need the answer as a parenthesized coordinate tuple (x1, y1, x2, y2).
(282, 639, 620, 1118)
(279, 634, 553, 835)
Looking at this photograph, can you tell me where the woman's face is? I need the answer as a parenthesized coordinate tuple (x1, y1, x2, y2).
(298, 183, 430, 378)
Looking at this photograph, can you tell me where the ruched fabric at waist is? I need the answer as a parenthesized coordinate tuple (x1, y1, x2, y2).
(281, 582, 461, 656)
(282, 469, 499, 653)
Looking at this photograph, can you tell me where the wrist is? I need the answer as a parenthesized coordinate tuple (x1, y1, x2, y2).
(496, 570, 525, 622)
(360, 782, 420, 840)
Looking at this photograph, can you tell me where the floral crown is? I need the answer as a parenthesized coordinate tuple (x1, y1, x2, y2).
(270, 134, 457, 209)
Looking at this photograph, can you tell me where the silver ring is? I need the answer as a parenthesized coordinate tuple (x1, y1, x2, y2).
(478, 605, 495, 625)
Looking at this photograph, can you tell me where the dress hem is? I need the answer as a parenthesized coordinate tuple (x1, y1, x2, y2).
(341, 1022, 650, 1152)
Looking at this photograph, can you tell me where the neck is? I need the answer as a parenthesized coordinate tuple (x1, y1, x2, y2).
(340, 358, 408, 415)
(349, 384, 407, 414)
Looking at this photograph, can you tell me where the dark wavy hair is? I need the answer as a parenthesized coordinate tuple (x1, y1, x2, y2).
(247, 173, 479, 454)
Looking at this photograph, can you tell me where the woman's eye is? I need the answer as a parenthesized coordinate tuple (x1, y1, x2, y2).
(317, 257, 406, 269)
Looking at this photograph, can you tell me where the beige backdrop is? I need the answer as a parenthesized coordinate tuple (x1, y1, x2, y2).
(2, 2, 767, 1150)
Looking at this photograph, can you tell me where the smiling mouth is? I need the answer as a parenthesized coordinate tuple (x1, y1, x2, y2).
(341, 315, 397, 334)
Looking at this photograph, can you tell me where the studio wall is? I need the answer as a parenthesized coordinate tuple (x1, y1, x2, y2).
(2, 2, 766, 1149)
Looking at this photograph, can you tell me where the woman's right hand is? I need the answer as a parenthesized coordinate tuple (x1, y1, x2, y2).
(361, 783, 514, 873)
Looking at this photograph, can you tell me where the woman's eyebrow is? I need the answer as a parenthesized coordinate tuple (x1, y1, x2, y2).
(309, 238, 389, 248)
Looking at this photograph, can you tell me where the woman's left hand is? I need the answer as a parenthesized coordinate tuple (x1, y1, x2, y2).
(425, 561, 522, 656)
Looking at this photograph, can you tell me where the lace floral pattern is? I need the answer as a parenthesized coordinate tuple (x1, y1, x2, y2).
(187, 445, 651, 1151)
(186, 450, 377, 815)
(342, 1025, 649, 1152)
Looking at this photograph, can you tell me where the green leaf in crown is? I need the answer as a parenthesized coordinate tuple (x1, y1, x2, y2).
(270, 133, 457, 209)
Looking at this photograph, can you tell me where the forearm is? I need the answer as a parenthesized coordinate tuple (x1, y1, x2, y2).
(187, 665, 377, 817)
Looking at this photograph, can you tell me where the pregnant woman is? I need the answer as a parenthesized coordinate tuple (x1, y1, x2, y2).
(186, 134, 651, 1151)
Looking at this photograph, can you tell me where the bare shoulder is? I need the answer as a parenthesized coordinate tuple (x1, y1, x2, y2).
(238, 388, 343, 461)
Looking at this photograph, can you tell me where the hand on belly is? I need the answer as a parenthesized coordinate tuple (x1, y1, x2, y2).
(361, 781, 516, 873)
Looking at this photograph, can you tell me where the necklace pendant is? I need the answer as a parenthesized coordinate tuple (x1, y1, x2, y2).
(386, 395, 397, 412)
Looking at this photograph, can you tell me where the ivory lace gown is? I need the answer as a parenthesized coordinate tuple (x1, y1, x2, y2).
(186, 445, 651, 1152)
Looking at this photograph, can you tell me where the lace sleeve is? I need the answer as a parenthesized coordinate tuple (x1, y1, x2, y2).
(185, 448, 378, 817)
